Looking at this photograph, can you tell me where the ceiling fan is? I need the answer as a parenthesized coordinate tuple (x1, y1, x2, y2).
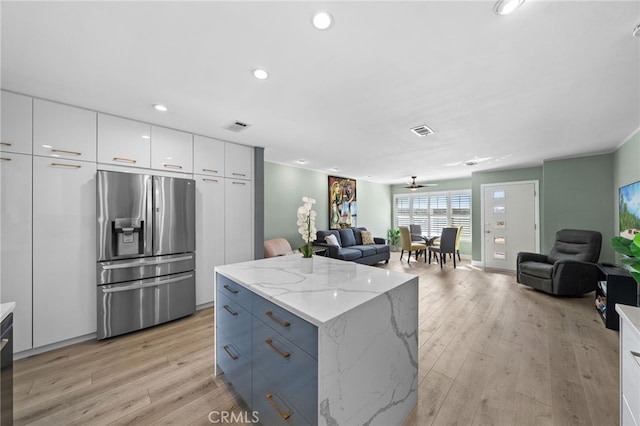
(404, 176, 437, 191)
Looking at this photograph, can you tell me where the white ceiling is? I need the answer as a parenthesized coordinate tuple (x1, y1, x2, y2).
(2, 1, 639, 185)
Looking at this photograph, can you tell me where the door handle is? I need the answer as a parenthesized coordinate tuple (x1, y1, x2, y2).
(102, 255, 193, 270)
(101, 273, 193, 293)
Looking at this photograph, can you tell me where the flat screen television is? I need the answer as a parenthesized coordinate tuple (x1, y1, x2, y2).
(619, 179, 640, 240)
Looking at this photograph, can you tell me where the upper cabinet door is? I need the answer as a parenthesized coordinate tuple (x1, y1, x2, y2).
(151, 126, 193, 173)
(193, 135, 225, 177)
(33, 99, 97, 162)
(225, 143, 253, 180)
(1, 91, 32, 154)
(97, 113, 151, 168)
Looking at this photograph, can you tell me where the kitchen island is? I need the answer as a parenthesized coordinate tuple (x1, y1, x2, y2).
(214, 255, 418, 426)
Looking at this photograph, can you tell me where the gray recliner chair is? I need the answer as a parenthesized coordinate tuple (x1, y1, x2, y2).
(516, 229, 602, 296)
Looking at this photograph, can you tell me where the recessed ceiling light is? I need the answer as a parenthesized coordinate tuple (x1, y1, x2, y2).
(634, 23, 640, 37)
(142, 135, 150, 140)
(297, 159, 307, 164)
(153, 104, 168, 112)
(253, 69, 269, 80)
(312, 11, 333, 30)
(494, 0, 525, 15)
(331, 167, 339, 172)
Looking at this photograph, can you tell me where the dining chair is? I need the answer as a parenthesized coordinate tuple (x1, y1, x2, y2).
(399, 226, 427, 263)
(428, 227, 459, 268)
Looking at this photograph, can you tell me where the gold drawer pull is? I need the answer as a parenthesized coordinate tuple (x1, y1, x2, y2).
(223, 304, 238, 316)
(0, 157, 11, 161)
(265, 338, 290, 358)
(223, 344, 239, 360)
(265, 393, 292, 420)
(51, 162, 81, 169)
(223, 284, 238, 294)
(52, 148, 82, 156)
(232, 181, 246, 185)
(0, 142, 12, 146)
(163, 163, 183, 169)
(202, 168, 218, 173)
(265, 311, 290, 328)
(232, 173, 246, 177)
(203, 178, 219, 183)
(113, 157, 137, 163)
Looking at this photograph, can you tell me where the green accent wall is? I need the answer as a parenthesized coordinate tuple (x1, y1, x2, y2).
(264, 162, 391, 251)
(471, 167, 543, 261)
(543, 154, 614, 262)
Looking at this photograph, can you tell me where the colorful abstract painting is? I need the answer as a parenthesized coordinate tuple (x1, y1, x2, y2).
(328, 176, 357, 229)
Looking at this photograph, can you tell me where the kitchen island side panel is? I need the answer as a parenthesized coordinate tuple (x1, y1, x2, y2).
(318, 278, 418, 426)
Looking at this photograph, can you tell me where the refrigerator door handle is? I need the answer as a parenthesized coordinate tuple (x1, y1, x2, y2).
(101, 273, 194, 293)
(144, 175, 153, 256)
(102, 255, 194, 270)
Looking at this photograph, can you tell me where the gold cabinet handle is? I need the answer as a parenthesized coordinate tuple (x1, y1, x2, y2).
(163, 163, 183, 169)
(52, 148, 82, 156)
(223, 305, 238, 316)
(223, 284, 238, 294)
(232, 181, 246, 185)
(265, 393, 292, 420)
(265, 338, 290, 358)
(0, 157, 11, 161)
(223, 344, 239, 360)
(0, 142, 12, 146)
(202, 168, 218, 173)
(51, 162, 81, 169)
(202, 178, 219, 183)
(265, 311, 290, 328)
(113, 157, 137, 163)
(232, 173, 246, 177)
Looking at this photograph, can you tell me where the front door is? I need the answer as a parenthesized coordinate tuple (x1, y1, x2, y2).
(482, 181, 539, 271)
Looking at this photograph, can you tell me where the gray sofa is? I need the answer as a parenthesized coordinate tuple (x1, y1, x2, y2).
(315, 227, 390, 265)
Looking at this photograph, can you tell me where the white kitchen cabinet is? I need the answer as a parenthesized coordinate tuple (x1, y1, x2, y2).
(151, 126, 193, 173)
(224, 178, 254, 265)
(195, 174, 225, 305)
(1, 91, 32, 155)
(0, 153, 33, 352)
(193, 135, 225, 177)
(33, 99, 97, 162)
(32, 156, 96, 347)
(97, 113, 151, 168)
(225, 143, 253, 180)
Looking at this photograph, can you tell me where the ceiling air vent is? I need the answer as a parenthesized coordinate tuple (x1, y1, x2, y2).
(410, 124, 435, 137)
(227, 120, 251, 132)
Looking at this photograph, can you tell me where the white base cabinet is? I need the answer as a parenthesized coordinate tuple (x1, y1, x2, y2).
(32, 156, 97, 347)
(617, 305, 640, 426)
(0, 153, 33, 352)
(195, 175, 225, 305)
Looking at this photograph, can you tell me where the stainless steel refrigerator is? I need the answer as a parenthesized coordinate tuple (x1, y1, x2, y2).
(96, 170, 196, 339)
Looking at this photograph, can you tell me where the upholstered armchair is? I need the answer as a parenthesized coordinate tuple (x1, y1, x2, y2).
(516, 229, 602, 296)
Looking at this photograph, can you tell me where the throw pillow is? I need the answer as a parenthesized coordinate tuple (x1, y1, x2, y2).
(361, 230, 375, 245)
(325, 234, 341, 247)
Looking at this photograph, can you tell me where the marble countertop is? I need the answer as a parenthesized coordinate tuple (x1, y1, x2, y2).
(616, 304, 640, 336)
(0, 302, 15, 323)
(215, 255, 417, 326)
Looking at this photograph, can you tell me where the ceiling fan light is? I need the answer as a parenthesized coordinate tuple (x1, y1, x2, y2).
(494, 0, 525, 15)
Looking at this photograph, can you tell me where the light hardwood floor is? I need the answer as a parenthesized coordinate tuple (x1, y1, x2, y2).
(12, 256, 620, 425)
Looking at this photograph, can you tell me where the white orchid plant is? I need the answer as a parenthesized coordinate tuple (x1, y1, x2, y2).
(297, 196, 317, 258)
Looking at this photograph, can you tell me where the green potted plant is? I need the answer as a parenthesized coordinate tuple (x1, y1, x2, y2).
(387, 228, 401, 252)
(611, 233, 640, 284)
